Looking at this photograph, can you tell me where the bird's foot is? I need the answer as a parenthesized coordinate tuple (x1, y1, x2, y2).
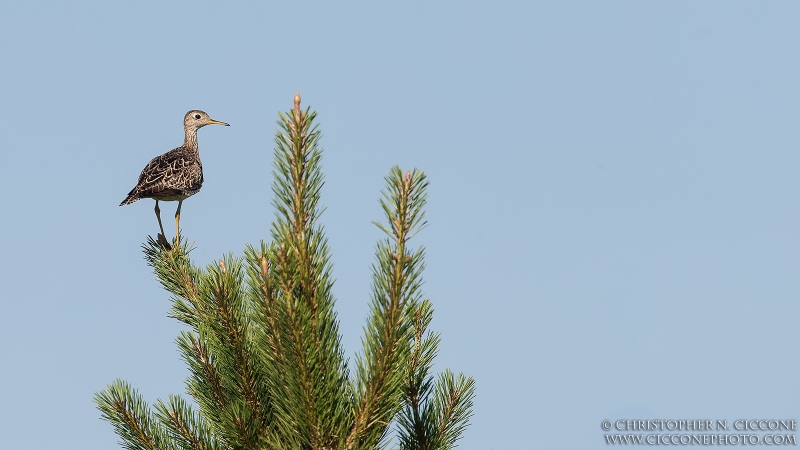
(156, 233, 172, 250)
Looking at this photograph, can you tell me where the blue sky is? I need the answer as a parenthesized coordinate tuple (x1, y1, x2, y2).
(1, 2, 799, 449)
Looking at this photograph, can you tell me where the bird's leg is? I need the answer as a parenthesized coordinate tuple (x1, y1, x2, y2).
(155, 200, 166, 236)
(175, 199, 183, 246)
(154, 200, 171, 249)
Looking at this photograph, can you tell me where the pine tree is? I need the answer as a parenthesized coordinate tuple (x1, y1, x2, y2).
(95, 94, 475, 450)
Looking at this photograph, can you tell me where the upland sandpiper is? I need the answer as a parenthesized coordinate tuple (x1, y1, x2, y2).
(120, 110, 229, 247)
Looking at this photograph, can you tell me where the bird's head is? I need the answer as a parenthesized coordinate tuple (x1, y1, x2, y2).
(184, 110, 230, 130)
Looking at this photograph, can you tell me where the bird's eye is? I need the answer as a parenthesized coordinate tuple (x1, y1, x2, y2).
(194, 114, 201, 119)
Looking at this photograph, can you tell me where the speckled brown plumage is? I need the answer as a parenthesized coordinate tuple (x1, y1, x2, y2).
(120, 145, 205, 205)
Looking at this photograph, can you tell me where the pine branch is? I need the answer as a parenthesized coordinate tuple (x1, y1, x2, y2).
(348, 168, 429, 449)
(396, 299, 475, 450)
(95, 379, 175, 450)
(396, 300, 440, 450)
(143, 237, 203, 327)
(154, 395, 222, 450)
(189, 257, 269, 449)
(176, 331, 228, 422)
(204, 257, 265, 423)
(429, 371, 476, 450)
(262, 94, 351, 449)
(147, 240, 272, 449)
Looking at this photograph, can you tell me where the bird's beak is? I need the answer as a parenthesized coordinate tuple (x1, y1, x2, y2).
(207, 118, 230, 126)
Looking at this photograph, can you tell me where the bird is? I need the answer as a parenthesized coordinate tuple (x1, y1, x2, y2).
(120, 110, 229, 248)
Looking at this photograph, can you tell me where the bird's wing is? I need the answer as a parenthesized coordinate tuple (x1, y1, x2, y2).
(132, 148, 202, 197)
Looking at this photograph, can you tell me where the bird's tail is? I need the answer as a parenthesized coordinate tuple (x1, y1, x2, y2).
(119, 191, 140, 206)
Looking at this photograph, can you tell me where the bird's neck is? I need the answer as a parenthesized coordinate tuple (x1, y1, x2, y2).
(183, 127, 199, 151)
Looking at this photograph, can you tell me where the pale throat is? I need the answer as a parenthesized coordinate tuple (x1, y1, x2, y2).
(183, 127, 200, 150)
